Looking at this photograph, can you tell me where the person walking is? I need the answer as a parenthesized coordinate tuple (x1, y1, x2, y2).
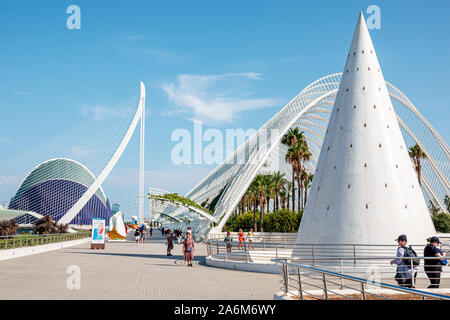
(149, 227, 153, 238)
(134, 228, 141, 245)
(183, 232, 195, 267)
(424, 236, 447, 288)
(238, 229, 245, 250)
(390, 234, 418, 288)
(167, 231, 174, 256)
(247, 228, 254, 250)
(224, 232, 232, 253)
(140, 224, 147, 245)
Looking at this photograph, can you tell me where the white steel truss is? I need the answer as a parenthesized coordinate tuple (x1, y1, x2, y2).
(163, 74, 449, 239)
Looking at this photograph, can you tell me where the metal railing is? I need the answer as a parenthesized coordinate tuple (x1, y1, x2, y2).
(0, 232, 91, 250)
(273, 257, 450, 300)
(206, 239, 450, 263)
(206, 233, 297, 243)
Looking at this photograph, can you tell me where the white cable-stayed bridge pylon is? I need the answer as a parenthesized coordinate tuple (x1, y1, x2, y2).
(177, 73, 449, 239)
(0, 82, 147, 226)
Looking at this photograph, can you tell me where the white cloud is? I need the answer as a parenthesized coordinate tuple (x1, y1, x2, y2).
(161, 73, 284, 124)
(11, 91, 31, 96)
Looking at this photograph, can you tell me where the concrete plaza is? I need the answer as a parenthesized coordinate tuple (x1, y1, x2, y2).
(0, 233, 280, 300)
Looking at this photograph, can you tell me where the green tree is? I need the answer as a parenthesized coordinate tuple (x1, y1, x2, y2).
(253, 174, 267, 232)
(432, 212, 450, 233)
(408, 144, 427, 187)
(0, 219, 18, 236)
(282, 128, 304, 212)
(271, 171, 286, 211)
(444, 195, 450, 212)
(303, 172, 314, 208)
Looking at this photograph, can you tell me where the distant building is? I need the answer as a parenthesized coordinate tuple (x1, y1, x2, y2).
(112, 202, 120, 215)
(8, 158, 112, 227)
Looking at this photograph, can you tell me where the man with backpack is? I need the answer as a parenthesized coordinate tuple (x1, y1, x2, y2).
(390, 234, 419, 288)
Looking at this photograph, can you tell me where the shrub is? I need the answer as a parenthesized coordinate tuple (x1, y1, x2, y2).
(0, 219, 18, 236)
(432, 212, 450, 233)
(263, 209, 302, 233)
(224, 209, 302, 233)
(33, 215, 69, 234)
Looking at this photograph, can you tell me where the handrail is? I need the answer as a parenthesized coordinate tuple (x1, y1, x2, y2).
(273, 258, 450, 300)
(205, 239, 447, 247)
(0, 232, 91, 250)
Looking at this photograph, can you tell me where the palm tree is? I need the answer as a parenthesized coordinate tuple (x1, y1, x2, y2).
(253, 174, 266, 232)
(408, 144, 427, 187)
(279, 189, 287, 209)
(271, 171, 286, 211)
(282, 128, 309, 212)
(303, 172, 314, 208)
(282, 128, 303, 211)
(444, 195, 450, 212)
(263, 174, 274, 214)
(247, 182, 258, 231)
(285, 146, 300, 212)
(285, 182, 292, 210)
(428, 200, 440, 216)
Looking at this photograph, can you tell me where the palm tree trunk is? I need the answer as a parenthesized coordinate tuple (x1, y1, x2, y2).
(291, 167, 295, 212)
(297, 176, 301, 213)
(275, 190, 279, 211)
(253, 198, 257, 231)
(287, 191, 290, 210)
(304, 187, 308, 208)
(259, 199, 264, 232)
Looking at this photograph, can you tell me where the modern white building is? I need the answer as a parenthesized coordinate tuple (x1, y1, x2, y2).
(166, 12, 448, 241)
(296, 12, 436, 245)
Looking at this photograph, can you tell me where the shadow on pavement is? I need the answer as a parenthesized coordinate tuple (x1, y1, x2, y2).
(68, 251, 206, 264)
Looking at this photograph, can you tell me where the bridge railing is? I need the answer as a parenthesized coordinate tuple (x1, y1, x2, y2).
(205, 239, 450, 261)
(0, 231, 91, 250)
(273, 257, 450, 300)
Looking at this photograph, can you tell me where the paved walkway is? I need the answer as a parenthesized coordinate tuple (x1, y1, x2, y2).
(0, 233, 280, 300)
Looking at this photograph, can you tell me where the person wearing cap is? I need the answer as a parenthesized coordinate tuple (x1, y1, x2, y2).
(390, 234, 417, 288)
(424, 236, 447, 288)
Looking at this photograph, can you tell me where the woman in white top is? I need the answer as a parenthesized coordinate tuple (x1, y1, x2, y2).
(247, 228, 254, 249)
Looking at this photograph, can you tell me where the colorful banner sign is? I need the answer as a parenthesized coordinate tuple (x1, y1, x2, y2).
(91, 218, 106, 244)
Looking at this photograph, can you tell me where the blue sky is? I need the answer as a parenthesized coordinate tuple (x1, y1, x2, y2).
(0, 1, 449, 219)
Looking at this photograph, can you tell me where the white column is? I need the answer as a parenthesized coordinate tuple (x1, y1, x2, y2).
(139, 84, 146, 223)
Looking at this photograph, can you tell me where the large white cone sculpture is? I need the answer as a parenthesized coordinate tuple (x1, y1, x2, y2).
(296, 12, 435, 246)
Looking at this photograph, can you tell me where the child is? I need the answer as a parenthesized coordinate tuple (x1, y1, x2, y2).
(224, 232, 233, 253)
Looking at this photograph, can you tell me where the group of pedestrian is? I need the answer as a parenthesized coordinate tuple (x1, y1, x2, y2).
(391, 234, 447, 289)
(163, 226, 195, 267)
(134, 224, 147, 246)
(224, 228, 255, 252)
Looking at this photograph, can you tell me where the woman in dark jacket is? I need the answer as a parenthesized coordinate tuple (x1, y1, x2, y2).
(424, 236, 447, 288)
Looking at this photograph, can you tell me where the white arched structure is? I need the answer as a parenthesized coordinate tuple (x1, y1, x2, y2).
(169, 73, 449, 239)
(58, 82, 146, 224)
